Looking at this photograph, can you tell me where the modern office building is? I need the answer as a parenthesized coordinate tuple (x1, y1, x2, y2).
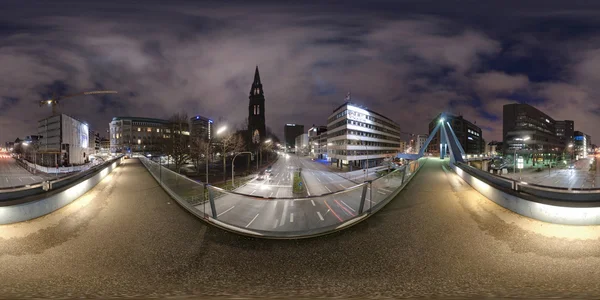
(190, 115, 213, 141)
(284, 124, 304, 152)
(38, 114, 90, 166)
(109, 117, 189, 155)
(327, 102, 401, 169)
(428, 113, 483, 155)
(295, 133, 309, 156)
(415, 134, 429, 154)
(503, 103, 564, 162)
(555, 120, 574, 147)
(308, 125, 328, 159)
(573, 131, 591, 159)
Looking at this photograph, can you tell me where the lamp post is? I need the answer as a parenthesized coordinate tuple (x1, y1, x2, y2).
(212, 125, 227, 184)
(568, 143, 574, 163)
(514, 136, 530, 174)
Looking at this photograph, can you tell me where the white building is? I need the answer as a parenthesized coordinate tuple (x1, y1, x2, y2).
(38, 114, 90, 166)
(327, 102, 401, 169)
(415, 134, 428, 154)
(308, 125, 328, 160)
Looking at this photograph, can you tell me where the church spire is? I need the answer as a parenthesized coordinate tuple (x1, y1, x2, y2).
(250, 66, 263, 96)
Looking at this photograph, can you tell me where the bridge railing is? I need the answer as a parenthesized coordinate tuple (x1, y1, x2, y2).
(139, 156, 427, 238)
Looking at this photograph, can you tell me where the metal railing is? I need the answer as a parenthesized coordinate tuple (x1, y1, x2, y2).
(454, 162, 600, 202)
(139, 156, 426, 238)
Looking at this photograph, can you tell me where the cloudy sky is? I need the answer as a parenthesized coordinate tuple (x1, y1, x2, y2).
(1, 0, 600, 144)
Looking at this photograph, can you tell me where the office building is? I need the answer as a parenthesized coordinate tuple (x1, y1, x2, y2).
(415, 134, 429, 154)
(38, 114, 90, 166)
(295, 133, 309, 156)
(503, 103, 564, 162)
(573, 131, 591, 159)
(109, 117, 189, 155)
(308, 125, 328, 159)
(399, 140, 407, 153)
(190, 115, 213, 141)
(428, 113, 483, 155)
(555, 120, 574, 147)
(284, 124, 304, 152)
(327, 102, 401, 169)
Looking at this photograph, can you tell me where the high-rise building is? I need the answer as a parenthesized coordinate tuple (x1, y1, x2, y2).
(502, 103, 564, 161)
(327, 102, 401, 169)
(284, 124, 304, 152)
(555, 120, 574, 147)
(190, 115, 213, 141)
(573, 131, 591, 159)
(295, 133, 309, 155)
(428, 113, 483, 155)
(248, 66, 267, 148)
(415, 134, 428, 154)
(308, 125, 328, 159)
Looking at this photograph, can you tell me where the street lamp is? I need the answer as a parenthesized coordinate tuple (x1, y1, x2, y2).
(514, 136, 530, 174)
(259, 139, 272, 169)
(568, 143, 574, 162)
(206, 125, 227, 184)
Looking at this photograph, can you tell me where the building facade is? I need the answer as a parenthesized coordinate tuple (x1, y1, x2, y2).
(38, 114, 90, 166)
(573, 131, 591, 159)
(284, 124, 304, 152)
(428, 113, 483, 155)
(248, 66, 267, 149)
(503, 103, 564, 163)
(415, 134, 429, 154)
(308, 125, 328, 159)
(295, 133, 309, 156)
(327, 102, 401, 169)
(555, 120, 574, 148)
(399, 140, 407, 153)
(190, 115, 213, 142)
(109, 117, 189, 155)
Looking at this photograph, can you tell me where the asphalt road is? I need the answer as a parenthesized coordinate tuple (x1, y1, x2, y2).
(503, 158, 597, 188)
(0, 156, 46, 188)
(3, 158, 600, 298)
(200, 153, 399, 232)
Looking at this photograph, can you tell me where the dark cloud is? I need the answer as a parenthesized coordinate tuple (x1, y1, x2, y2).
(1, 0, 600, 144)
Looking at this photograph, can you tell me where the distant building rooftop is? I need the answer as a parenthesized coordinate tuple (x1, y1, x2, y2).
(111, 116, 171, 124)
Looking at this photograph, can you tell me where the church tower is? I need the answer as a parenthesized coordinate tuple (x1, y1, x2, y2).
(248, 66, 266, 148)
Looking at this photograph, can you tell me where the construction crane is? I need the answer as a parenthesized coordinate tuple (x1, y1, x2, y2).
(39, 90, 118, 115)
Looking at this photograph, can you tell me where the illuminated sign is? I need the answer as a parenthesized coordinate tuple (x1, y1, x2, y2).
(575, 136, 584, 141)
(286, 124, 296, 126)
(517, 157, 524, 169)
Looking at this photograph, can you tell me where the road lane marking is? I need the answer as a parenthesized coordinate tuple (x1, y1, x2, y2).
(340, 200, 356, 212)
(250, 190, 256, 195)
(316, 211, 324, 221)
(311, 199, 316, 206)
(323, 200, 343, 221)
(273, 219, 279, 228)
(324, 186, 332, 193)
(339, 183, 346, 188)
(269, 192, 274, 197)
(18, 178, 22, 182)
(380, 188, 393, 193)
(280, 201, 289, 226)
(217, 206, 235, 217)
(316, 177, 321, 182)
(276, 189, 280, 197)
(306, 189, 311, 196)
(245, 213, 259, 228)
(290, 213, 294, 222)
(30, 176, 35, 181)
(334, 199, 355, 216)
(377, 190, 387, 195)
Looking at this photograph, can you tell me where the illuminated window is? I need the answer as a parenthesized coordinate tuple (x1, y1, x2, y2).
(137, 128, 141, 132)
(147, 128, 151, 132)
(157, 129, 160, 133)
(137, 139, 141, 145)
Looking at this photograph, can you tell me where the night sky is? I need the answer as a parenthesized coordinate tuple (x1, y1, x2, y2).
(2, 0, 600, 143)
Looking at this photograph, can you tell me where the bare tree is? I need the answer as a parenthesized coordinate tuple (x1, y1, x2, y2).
(165, 113, 190, 173)
(190, 136, 210, 176)
(220, 132, 245, 182)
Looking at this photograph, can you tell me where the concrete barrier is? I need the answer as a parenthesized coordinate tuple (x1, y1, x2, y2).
(451, 163, 600, 225)
(0, 158, 123, 225)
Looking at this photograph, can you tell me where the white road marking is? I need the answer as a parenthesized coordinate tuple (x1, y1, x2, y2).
(339, 183, 346, 188)
(18, 178, 22, 182)
(377, 190, 387, 195)
(324, 186, 332, 193)
(280, 201, 289, 226)
(273, 219, 279, 228)
(269, 192, 274, 197)
(317, 177, 321, 182)
(307, 189, 311, 196)
(317, 211, 324, 221)
(380, 187, 393, 193)
(311, 199, 316, 206)
(245, 213, 259, 228)
(276, 189, 280, 198)
(250, 190, 256, 195)
(30, 176, 35, 181)
(290, 213, 294, 223)
(340, 200, 356, 212)
(325, 209, 330, 215)
(217, 206, 235, 217)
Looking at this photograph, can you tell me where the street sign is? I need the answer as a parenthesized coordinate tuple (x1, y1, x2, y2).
(299, 182, 303, 187)
(517, 157, 524, 169)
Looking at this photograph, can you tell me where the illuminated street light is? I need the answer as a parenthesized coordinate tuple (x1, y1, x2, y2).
(264, 139, 272, 144)
(216, 125, 227, 135)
